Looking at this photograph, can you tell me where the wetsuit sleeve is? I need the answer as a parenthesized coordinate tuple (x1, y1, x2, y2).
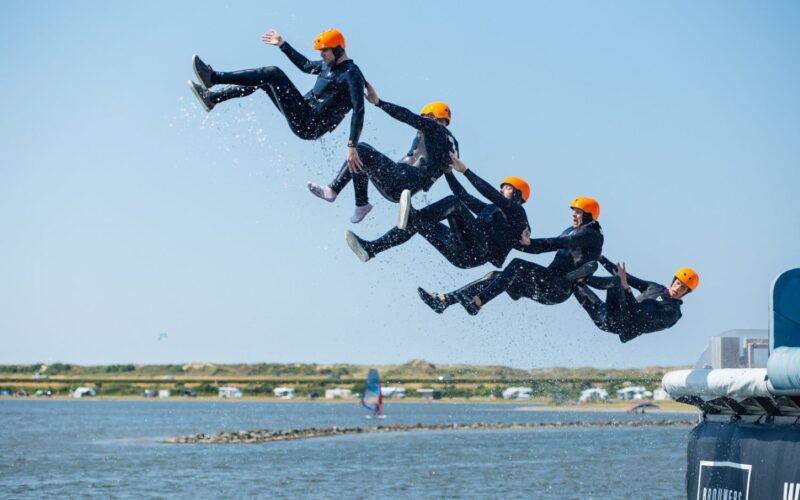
(599, 256, 617, 275)
(445, 172, 488, 214)
(345, 69, 366, 144)
(625, 274, 654, 292)
(599, 257, 653, 293)
(279, 42, 323, 74)
(463, 169, 509, 207)
(376, 100, 438, 133)
(517, 227, 601, 255)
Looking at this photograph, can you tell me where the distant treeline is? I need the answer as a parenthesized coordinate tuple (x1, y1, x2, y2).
(0, 363, 139, 374)
(0, 361, 677, 403)
(0, 361, 677, 380)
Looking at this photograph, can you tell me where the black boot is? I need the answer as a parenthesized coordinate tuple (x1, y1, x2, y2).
(187, 80, 215, 112)
(192, 54, 215, 90)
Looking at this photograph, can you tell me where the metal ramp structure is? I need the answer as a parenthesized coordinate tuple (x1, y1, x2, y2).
(662, 268, 800, 499)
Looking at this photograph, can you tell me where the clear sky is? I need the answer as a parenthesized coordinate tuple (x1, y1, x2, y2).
(1, 1, 798, 368)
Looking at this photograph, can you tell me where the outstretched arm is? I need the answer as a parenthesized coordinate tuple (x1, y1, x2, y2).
(516, 227, 601, 255)
(599, 256, 617, 275)
(445, 172, 487, 214)
(600, 258, 651, 292)
(365, 84, 439, 133)
(263, 30, 323, 74)
(449, 153, 510, 207)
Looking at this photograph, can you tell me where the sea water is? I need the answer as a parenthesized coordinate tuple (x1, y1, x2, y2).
(0, 400, 694, 499)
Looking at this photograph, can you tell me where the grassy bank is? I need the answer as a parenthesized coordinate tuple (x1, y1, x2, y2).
(0, 360, 689, 405)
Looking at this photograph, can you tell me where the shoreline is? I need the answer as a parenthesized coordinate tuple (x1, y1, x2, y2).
(0, 396, 699, 413)
(164, 420, 698, 444)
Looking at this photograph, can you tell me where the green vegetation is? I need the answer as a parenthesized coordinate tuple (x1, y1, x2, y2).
(0, 360, 688, 404)
(0, 360, 687, 400)
(0, 364, 40, 374)
(105, 364, 136, 373)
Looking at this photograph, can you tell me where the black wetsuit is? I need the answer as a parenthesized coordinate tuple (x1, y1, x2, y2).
(329, 100, 459, 206)
(206, 42, 365, 141)
(449, 220, 604, 309)
(359, 169, 528, 269)
(574, 257, 683, 342)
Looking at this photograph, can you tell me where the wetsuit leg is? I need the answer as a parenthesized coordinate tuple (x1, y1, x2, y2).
(211, 67, 327, 140)
(415, 223, 477, 269)
(365, 158, 425, 203)
(361, 196, 486, 266)
(362, 227, 417, 258)
(444, 271, 502, 304)
(474, 259, 572, 307)
(330, 144, 427, 205)
(413, 197, 488, 268)
(361, 222, 468, 267)
(329, 144, 393, 207)
(412, 196, 475, 231)
(329, 160, 369, 207)
(603, 280, 642, 342)
(208, 85, 259, 104)
(584, 275, 616, 290)
(573, 284, 612, 331)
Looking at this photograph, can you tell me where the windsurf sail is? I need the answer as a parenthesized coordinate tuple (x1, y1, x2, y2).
(360, 368, 383, 416)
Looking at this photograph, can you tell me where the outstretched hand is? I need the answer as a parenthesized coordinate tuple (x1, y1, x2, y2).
(364, 82, 380, 105)
(615, 262, 629, 290)
(347, 146, 364, 172)
(449, 152, 467, 173)
(262, 30, 284, 46)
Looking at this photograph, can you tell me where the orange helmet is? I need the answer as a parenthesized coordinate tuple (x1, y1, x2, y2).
(570, 197, 600, 221)
(674, 267, 699, 291)
(500, 176, 530, 202)
(420, 102, 451, 123)
(313, 29, 345, 50)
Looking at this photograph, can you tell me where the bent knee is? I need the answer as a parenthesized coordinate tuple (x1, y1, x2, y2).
(482, 271, 500, 281)
(255, 66, 285, 82)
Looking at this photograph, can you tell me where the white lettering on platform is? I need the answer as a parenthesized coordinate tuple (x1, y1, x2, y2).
(784, 482, 800, 500)
(697, 461, 752, 500)
(701, 489, 743, 500)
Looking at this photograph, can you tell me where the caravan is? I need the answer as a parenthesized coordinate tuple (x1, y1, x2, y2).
(218, 387, 242, 398)
(71, 387, 96, 398)
(502, 387, 533, 400)
(273, 387, 295, 399)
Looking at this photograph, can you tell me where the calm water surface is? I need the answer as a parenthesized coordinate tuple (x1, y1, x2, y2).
(0, 400, 696, 499)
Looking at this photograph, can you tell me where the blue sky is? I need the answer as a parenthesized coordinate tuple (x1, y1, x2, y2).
(1, 1, 798, 368)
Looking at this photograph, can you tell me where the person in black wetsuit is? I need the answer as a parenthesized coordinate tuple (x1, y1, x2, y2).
(418, 197, 603, 315)
(344, 153, 530, 269)
(573, 257, 698, 342)
(307, 83, 459, 223)
(187, 29, 366, 170)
